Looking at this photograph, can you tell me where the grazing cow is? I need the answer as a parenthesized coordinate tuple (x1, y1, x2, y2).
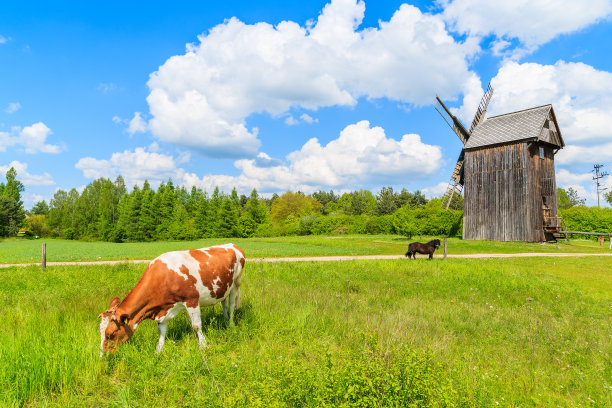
(405, 239, 441, 260)
(98, 243, 245, 355)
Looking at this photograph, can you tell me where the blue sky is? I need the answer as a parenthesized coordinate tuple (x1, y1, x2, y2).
(1, 0, 612, 209)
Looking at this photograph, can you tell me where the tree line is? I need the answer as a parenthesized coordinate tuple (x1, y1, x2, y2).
(2, 167, 610, 240)
(16, 169, 448, 241)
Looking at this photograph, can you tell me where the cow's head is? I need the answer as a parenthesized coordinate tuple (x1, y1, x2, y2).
(98, 297, 133, 356)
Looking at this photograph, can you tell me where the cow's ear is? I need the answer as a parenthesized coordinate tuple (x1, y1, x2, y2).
(120, 314, 130, 326)
(109, 297, 120, 309)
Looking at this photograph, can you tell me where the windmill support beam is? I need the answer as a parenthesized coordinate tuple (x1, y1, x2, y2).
(445, 184, 457, 211)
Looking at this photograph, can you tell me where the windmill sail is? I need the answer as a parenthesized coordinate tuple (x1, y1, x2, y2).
(468, 83, 493, 134)
(435, 97, 469, 144)
(437, 83, 493, 210)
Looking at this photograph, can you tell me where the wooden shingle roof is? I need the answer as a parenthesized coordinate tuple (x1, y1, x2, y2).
(465, 104, 564, 150)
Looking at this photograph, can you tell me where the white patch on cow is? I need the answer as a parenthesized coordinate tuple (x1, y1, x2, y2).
(155, 251, 200, 281)
(211, 277, 222, 294)
(154, 302, 185, 324)
(99, 316, 110, 357)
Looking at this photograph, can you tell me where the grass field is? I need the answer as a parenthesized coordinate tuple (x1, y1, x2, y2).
(1, 256, 610, 407)
(1, 235, 610, 264)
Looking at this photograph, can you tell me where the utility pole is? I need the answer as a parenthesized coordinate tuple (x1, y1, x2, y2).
(593, 164, 609, 208)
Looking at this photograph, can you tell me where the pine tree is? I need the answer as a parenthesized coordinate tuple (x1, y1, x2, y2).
(375, 187, 397, 215)
(0, 167, 25, 236)
(125, 186, 144, 241)
(31, 200, 49, 215)
(216, 197, 239, 237)
(139, 181, 156, 241)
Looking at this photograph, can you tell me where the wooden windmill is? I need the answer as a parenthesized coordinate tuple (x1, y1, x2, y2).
(436, 85, 565, 242)
(436, 83, 493, 211)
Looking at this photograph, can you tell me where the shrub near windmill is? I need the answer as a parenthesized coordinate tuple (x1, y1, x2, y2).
(437, 84, 565, 242)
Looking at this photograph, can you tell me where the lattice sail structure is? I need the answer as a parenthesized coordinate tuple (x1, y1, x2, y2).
(436, 83, 493, 210)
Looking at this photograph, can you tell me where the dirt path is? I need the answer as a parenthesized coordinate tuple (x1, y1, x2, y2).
(1, 252, 612, 268)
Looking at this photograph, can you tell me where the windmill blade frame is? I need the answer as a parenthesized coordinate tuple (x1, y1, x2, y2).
(436, 83, 493, 211)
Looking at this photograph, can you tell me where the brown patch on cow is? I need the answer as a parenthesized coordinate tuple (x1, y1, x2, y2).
(118, 259, 200, 322)
(190, 248, 236, 299)
(233, 245, 246, 259)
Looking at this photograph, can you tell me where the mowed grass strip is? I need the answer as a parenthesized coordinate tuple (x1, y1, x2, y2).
(1, 235, 610, 264)
(0, 257, 610, 407)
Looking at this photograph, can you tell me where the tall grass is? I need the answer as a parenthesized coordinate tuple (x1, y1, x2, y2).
(1, 235, 610, 264)
(0, 257, 610, 406)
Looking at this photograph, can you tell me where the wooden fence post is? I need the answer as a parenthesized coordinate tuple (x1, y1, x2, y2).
(443, 237, 447, 259)
(42, 243, 46, 270)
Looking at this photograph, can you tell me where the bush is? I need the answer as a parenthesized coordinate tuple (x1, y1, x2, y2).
(393, 204, 463, 238)
(232, 346, 463, 407)
(560, 206, 612, 238)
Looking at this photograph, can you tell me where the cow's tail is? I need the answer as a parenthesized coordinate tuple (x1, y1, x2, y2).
(233, 246, 246, 309)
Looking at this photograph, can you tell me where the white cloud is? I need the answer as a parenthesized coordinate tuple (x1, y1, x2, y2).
(78, 121, 442, 195)
(184, 120, 442, 193)
(441, 0, 612, 53)
(300, 113, 318, 124)
(556, 143, 612, 166)
(285, 115, 299, 126)
(97, 82, 118, 94)
(0, 122, 61, 154)
(4, 102, 21, 114)
(285, 113, 319, 126)
(556, 169, 594, 186)
(145, 0, 479, 157)
(127, 112, 147, 135)
(75, 146, 187, 188)
(0, 161, 55, 186)
(422, 182, 448, 198)
(0, 35, 8, 44)
(485, 61, 612, 165)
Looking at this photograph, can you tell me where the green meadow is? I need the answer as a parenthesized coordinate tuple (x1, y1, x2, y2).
(1, 256, 610, 407)
(1, 235, 610, 264)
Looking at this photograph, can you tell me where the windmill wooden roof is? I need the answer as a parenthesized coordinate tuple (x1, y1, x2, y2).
(465, 104, 564, 150)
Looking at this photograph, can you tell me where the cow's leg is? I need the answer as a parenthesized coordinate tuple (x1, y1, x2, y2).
(222, 298, 229, 321)
(227, 288, 238, 327)
(156, 321, 168, 353)
(186, 306, 207, 348)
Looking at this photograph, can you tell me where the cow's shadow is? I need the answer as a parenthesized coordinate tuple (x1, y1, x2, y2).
(165, 301, 253, 342)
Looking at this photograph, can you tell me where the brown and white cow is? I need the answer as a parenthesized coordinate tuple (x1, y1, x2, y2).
(98, 243, 245, 355)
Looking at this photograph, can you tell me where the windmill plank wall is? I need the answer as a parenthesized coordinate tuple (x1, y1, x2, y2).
(463, 142, 558, 242)
(527, 143, 559, 242)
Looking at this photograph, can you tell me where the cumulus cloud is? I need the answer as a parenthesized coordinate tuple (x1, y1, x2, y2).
(184, 120, 442, 193)
(556, 169, 594, 186)
(456, 60, 612, 205)
(128, 112, 147, 135)
(75, 146, 186, 188)
(285, 113, 319, 126)
(0, 122, 62, 154)
(422, 182, 449, 198)
(0, 161, 55, 186)
(4, 102, 21, 114)
(441, 0, 612, 54)
(79, 121, 442, 194)
(144, 0, 479, 157)
(477, 61, 612, 167)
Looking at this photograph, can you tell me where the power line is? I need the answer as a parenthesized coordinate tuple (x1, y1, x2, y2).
(592, 164, 609, 208)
